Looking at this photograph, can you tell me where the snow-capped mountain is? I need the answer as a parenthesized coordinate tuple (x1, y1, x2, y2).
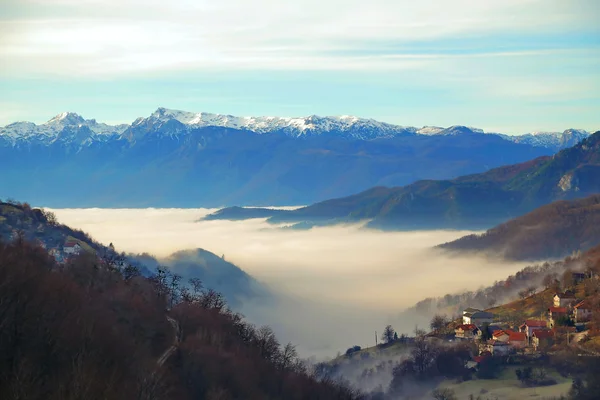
(130, 107, 417, 139)
(0, 107, 594, 209)
(499, 129, 590, 149)
(0, 112, 128, 145)
(0, 107, 590, 148)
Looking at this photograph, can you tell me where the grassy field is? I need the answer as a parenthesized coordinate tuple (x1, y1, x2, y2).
(436, 366, 570, 400)
(66, 235, 96, 254)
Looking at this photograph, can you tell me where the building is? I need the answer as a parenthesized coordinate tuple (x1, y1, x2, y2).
(64, 241, 83, 255)
(554, 293, 577, 308)
(531, 329, 555, 351)
(462, 308, 482, 325)
(548, 306, 568, 328)
(507, 331, 527, 349)
(455, 324, 481, 340)
(482, 340, 512, 356)
(463, 311, 495, 326)
(520, 320, 548, 339)
(472, 311, 494, 326)
(573, 300, 593, 323)
(491, 330, 510, 343)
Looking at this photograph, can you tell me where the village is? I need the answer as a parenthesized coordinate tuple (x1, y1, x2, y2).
(453, 271, 598, 368)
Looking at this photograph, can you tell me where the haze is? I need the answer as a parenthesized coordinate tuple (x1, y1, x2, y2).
(50, 208, 528, 356)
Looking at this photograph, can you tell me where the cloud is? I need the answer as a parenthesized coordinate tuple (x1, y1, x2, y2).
(1, 0, 598, 76)
(48, 208, 529, 357)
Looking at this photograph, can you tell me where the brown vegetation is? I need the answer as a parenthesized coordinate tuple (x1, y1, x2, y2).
(439, 194, 600, 261)
(0, 237, 361, 400)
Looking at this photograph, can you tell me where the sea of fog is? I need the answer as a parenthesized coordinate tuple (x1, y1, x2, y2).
(49, 208, 528, 358)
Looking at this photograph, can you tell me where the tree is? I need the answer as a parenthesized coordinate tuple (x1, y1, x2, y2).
(381, 325, 395, 344)
(430, 315, 448, 333)
(562, 270, 575, 290)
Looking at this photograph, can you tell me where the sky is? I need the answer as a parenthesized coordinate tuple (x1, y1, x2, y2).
(1, 0, 599, 134)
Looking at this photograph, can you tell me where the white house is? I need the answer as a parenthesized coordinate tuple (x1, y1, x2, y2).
(64, 241, 82, 255)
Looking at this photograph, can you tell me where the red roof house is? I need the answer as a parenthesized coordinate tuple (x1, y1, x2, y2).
(520, 320, 547, 337)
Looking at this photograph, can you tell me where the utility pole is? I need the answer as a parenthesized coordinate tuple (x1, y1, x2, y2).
(375, 331, 378, 346)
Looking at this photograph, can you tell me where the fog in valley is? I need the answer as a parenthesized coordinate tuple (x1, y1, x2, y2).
(50, 208, 528, 357)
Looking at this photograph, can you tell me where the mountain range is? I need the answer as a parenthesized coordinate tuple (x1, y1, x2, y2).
(0, 108, 590, 207)
(207, 131, 600, 230)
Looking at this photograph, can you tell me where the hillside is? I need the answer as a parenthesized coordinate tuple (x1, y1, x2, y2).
(0, 200, 267, 309)
(0, 234, 361, 399)
(439, 194, 600, 261)
(131, 249, 270, 309)
(208, 131, 600, 230)
(409, 243, 600, 322)
(0, 109, 584, 208)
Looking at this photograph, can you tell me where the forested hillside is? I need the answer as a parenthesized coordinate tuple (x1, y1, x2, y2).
(410, 244, 600, 321)
(0, 237, 361, 400)
(0, 200, 268, 308)
(439, 194, 600, 260)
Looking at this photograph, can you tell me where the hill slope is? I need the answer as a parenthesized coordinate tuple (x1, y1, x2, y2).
(0, 232, 361, 400)
(209, 131, 600, 230)
(0, 200, 267, 308)
(438, 194, 600, 260)
(0, 109, 587, 207)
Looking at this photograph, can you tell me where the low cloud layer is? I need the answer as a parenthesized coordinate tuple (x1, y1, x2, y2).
(50, 208, 528, 357)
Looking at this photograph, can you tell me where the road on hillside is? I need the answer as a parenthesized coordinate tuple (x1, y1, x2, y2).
(157, 316, 180, 367)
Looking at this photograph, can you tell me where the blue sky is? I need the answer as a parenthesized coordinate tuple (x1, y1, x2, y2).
(1, 0, 599, 134)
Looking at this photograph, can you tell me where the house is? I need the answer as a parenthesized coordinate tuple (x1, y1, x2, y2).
(491, 330, 510, 343)
(531, 329, 555, 351)
(554, 293, 577, 308)
(462, 308, 482, 325)
(466, 355, 490, 370)
(482, 340, 512, 356)
(573, 300, 593, 323)
(548, 306, 568, 328)
(455, 324, 481, 340)
(507, 331, 527, 349)
(63, 241, 83, 255)
(520, 320, 548, 338)
(464, 311, 494, 326)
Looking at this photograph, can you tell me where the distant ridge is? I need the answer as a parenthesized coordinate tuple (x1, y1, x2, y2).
(207, 131, 600, 230)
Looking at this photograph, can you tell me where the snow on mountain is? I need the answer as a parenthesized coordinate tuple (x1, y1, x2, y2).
(0, 112, 128, 145)
(416, 126, 444, 135)
(135, 107, 416, 139)
(501, 129, 590, 149)
(0, 108, 591, 149)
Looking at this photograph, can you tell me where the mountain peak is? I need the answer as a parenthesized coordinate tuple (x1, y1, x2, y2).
(47, 112, 86, 126)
